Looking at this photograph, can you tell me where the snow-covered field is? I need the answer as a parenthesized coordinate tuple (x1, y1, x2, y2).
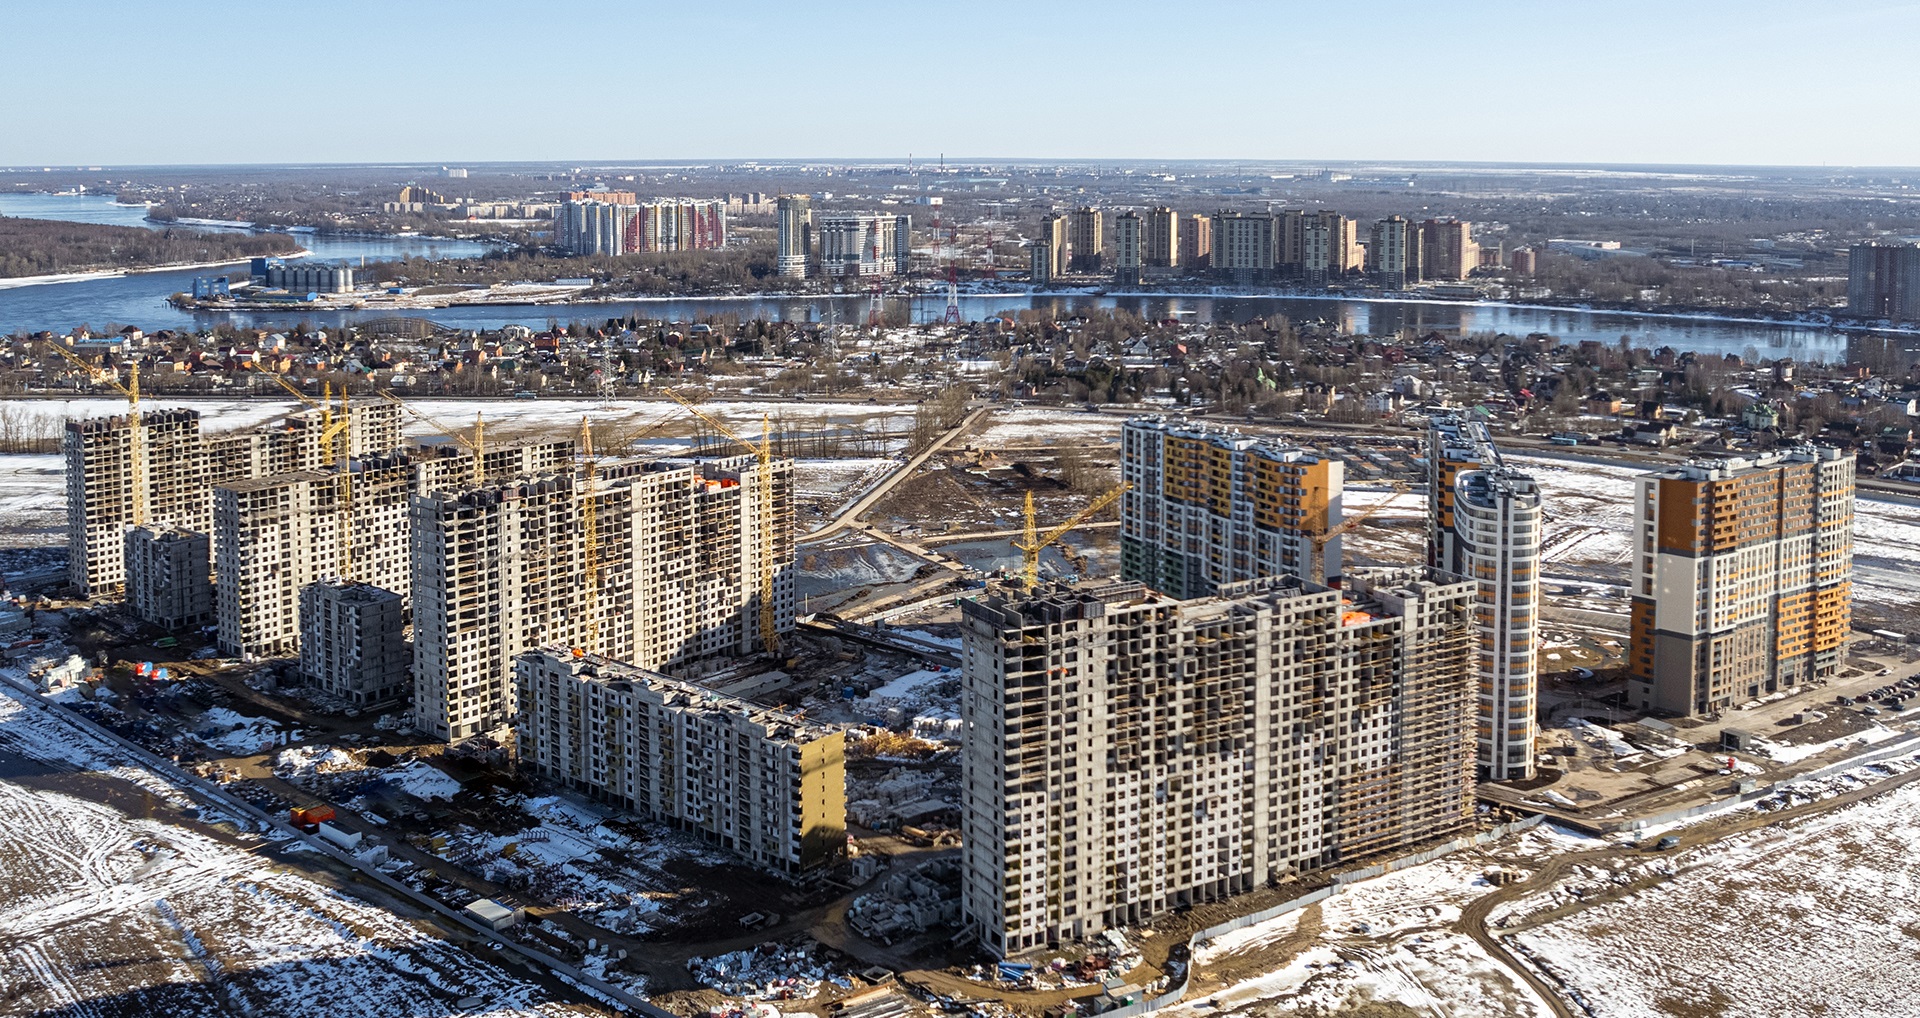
(0, 687, 595, 1017)
(1513, 777, 1920, 1018)
(8, 397, 310, 434)
(1178, 828, 1586, 1018)
(972, 408, 1123, 446)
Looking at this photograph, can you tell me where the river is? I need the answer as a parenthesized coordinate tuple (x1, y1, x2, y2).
(1, 194, 1910, 366)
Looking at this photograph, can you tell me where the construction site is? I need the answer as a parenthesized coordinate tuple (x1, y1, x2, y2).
(9, 371, 1920, 1018)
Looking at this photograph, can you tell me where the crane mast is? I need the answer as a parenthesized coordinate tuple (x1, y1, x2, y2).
(662, 389, 782, 656)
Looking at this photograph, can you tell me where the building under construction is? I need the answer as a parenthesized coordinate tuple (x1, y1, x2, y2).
(958, 571, 1477, 956)
(63, 402, 403, 597)
(516, 647, 845, 874)
(411, 454, 795, 743)
(212, 453, 414, 661)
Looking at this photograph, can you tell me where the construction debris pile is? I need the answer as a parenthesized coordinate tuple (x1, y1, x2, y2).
(961, 929, 1145, 993)
(687, 940, 854, 1000)
(845, 767, 956, 832)
(852, 666, 962, 743)
(846, 859, 962, 946)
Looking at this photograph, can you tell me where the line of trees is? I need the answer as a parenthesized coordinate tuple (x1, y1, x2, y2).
(0, 217, 301, 278)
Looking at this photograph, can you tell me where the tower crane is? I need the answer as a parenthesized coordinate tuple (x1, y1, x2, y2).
(45, 343, 144, 525)
(1308, 479, 1412, 584)
(377, 390, 485, 485)
(579, 416, 601, 654)
(661, 388, 782, 656)
(256, 369, 357, 579)
(1013, 484, 1129, 590)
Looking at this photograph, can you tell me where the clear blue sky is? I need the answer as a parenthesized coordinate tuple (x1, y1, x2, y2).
(6, 0, 1919, 167)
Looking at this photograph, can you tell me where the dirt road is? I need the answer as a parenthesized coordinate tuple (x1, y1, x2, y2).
(1455, 762, 1920, 1018)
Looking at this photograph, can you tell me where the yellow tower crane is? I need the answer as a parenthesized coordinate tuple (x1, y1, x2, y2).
(1013, 483, 1129, 590)
(661, 388, 782, 656)
(377, 390, 485, 485)
(1308, 479, 1412, 584)
(578, 416, 601, 654)
(47, 344, 145, 526)
(256, 370, 358, 579)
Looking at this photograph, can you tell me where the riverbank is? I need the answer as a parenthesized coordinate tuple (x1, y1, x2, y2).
(392, 280, 1919, 340)
(0, 250, 310, 291)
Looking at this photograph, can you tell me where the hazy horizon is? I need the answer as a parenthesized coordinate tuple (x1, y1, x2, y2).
(7, 0, 1920, 168)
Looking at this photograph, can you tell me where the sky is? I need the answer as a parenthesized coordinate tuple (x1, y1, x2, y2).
(5, 0, 1920, 168)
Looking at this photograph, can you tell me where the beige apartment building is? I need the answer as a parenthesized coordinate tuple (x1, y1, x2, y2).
(412, 455, 795, 742)
(516, 648, 846, 874)
(1068, 207, 1104, 272)
(1144, 206, 1178, 268)
(959, 572, 1477, 956)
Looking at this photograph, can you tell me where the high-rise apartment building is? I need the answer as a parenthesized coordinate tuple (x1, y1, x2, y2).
(65, 409, 208, 597)
(1210, 211, 1276, 284)
(557, 199, 727, 256)
(1144, 207, 1178, 269)
(1068, 207, 1104, 273)
(64, 401, 403, 598)
(1846, 241, 1920, 322)
(1120, 416, 1344, 593)
(1029, 242, 1056, 286)
(1033, 213, 1069, 283)
(1427, 417, 1541, 781)
(816, 214, 912, 277)
(212, 454, 413, 662)
(1113, 211, 1142, 286)
(1628, 449, 1854, 717)
(214, 471, 336, 660)
(1369, 216, 1413, 289)
(516, 648, 847, 874)
(775, 195, 813, 278)
(959, 572, 1477, 955)
(1178, 214, 1211, 271)
(1298, 211, 1361, 283)
(1277, 208, 1306, 273)
(412, 455, 795, 742)
(1421, 219, 1479, 282)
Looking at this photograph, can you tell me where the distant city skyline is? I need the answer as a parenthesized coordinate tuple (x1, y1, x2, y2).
(5, 1, 1920, 167)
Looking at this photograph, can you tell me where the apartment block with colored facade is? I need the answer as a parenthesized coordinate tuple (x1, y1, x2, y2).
(1120, 416, 1344, 595)
(1628, 448, 1854, 717)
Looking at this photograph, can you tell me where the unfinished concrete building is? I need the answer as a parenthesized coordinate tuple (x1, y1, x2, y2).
(214, 472, 338, 660)
(64, 409, 210, 597)
(63, 401, 405, 599)
(959, 571, 1476, 956)
(300, 581, 408, 705)
(123, 526, 212, 630)
(516, 647, 846, 874)
(411, 437, 577, 492)
(212, 454, 414, 661)
(1120, 415, 1345, 593)
(411, 455, 795, 742)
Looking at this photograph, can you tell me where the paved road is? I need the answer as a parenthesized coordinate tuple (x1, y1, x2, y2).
(803, 406, 990, 544)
